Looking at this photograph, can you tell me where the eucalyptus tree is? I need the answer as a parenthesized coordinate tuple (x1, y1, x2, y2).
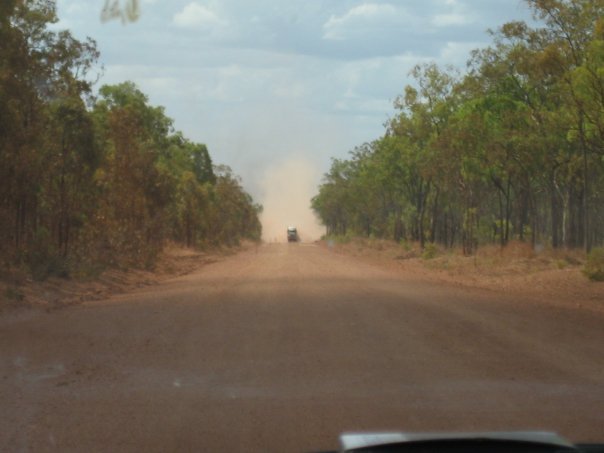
(524, 0, 604, 250)
(312, 0, 604, 252)
(389, 63, 459, 247)
(0, 0, 101, 274)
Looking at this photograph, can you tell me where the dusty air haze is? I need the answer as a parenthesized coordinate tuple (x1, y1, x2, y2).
(259, 158, 325, 242)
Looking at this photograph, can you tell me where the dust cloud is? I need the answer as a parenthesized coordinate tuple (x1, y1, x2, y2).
(259, 158, 325, 243)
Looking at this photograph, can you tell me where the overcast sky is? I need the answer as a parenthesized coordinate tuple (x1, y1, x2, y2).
(53, 0, 534, 236)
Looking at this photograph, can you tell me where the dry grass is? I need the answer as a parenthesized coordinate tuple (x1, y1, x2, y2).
(0, 242, 252, 313)
(324, 237, 603, 311)
(329, 237, 585, 275)
(425, 241, 586, 276)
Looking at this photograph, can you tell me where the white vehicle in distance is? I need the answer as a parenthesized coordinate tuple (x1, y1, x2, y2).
(287, 226, 299, 242)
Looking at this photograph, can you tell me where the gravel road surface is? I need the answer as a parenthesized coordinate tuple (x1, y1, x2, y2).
(1, 243, 603, 451)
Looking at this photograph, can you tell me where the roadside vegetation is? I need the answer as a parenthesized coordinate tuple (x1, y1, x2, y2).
(325, 235, 586, 271)
(312, 0, 604, 272)
(324, 236, 603, 307)
(583, 247, 604, 281)
(0, 1, 262, 284)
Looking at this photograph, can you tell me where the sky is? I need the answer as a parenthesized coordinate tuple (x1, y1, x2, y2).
(53, 0, 534, 239)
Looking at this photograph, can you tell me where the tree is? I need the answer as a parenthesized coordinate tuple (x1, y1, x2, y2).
(313, 0, 604, 253)
(1, 3, 262, 279)
(0, 0, 100, 275)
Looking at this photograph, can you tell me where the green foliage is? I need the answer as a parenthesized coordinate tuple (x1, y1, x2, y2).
(0, 2, 261, 281)
(25, 229, 70, 281)
(89, 86, 261, 262)
(399, 239, 412, 252)
(4, 286, 25, 302)
(583, 248, 604, 282)
(313, 0, 604, 254)
(421, 243, 438, 260)
(323, 233, 355, 245)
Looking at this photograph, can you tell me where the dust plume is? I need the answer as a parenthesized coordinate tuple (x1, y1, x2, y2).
(259, 158, 325, 243)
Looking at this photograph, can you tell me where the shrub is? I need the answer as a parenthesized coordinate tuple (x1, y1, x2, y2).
(331, 232, 354, 244)
(4, 286, 25, 302)
(421, 242, 438, 260)
(399, 239, 412, 251)
(25, 228, 70, 280)
(583, 247, 604, 282)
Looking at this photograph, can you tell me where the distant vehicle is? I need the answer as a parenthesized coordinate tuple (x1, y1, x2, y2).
(287, 226, 298, 242)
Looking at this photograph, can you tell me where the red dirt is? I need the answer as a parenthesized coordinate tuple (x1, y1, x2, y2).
(1, 243, 603, 451)
(321, 239, 604, 314)
(0, 244, 246, 313)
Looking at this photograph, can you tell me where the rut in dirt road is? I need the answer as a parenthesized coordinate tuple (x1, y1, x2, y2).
(1, 243, 604, 452)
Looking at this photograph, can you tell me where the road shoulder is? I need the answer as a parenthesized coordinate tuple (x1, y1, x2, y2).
(320, 239, 604, 314)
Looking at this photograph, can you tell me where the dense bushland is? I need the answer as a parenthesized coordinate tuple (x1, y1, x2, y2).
(1, 1, 261, 279)
(313, 0, 604, 255)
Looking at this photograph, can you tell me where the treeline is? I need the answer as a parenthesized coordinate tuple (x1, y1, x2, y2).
(312, 0, 604, 254)
(1, 1, 261, 279)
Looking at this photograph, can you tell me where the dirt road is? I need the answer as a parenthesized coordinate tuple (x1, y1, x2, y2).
(1, 243, 603, 451)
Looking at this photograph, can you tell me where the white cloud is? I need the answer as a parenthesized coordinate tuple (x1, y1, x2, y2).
(439, 41, 482, 64)
(323, 3, 400, 40)
(173, 2, 225, 28)
(432, 13, 470, 27)
(218, 64, 243, 78)
(273, 81, 308, 100)
(430, 0, 475, 27)
(66, 3, 83, 14)
(64, 0, 536, 197)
